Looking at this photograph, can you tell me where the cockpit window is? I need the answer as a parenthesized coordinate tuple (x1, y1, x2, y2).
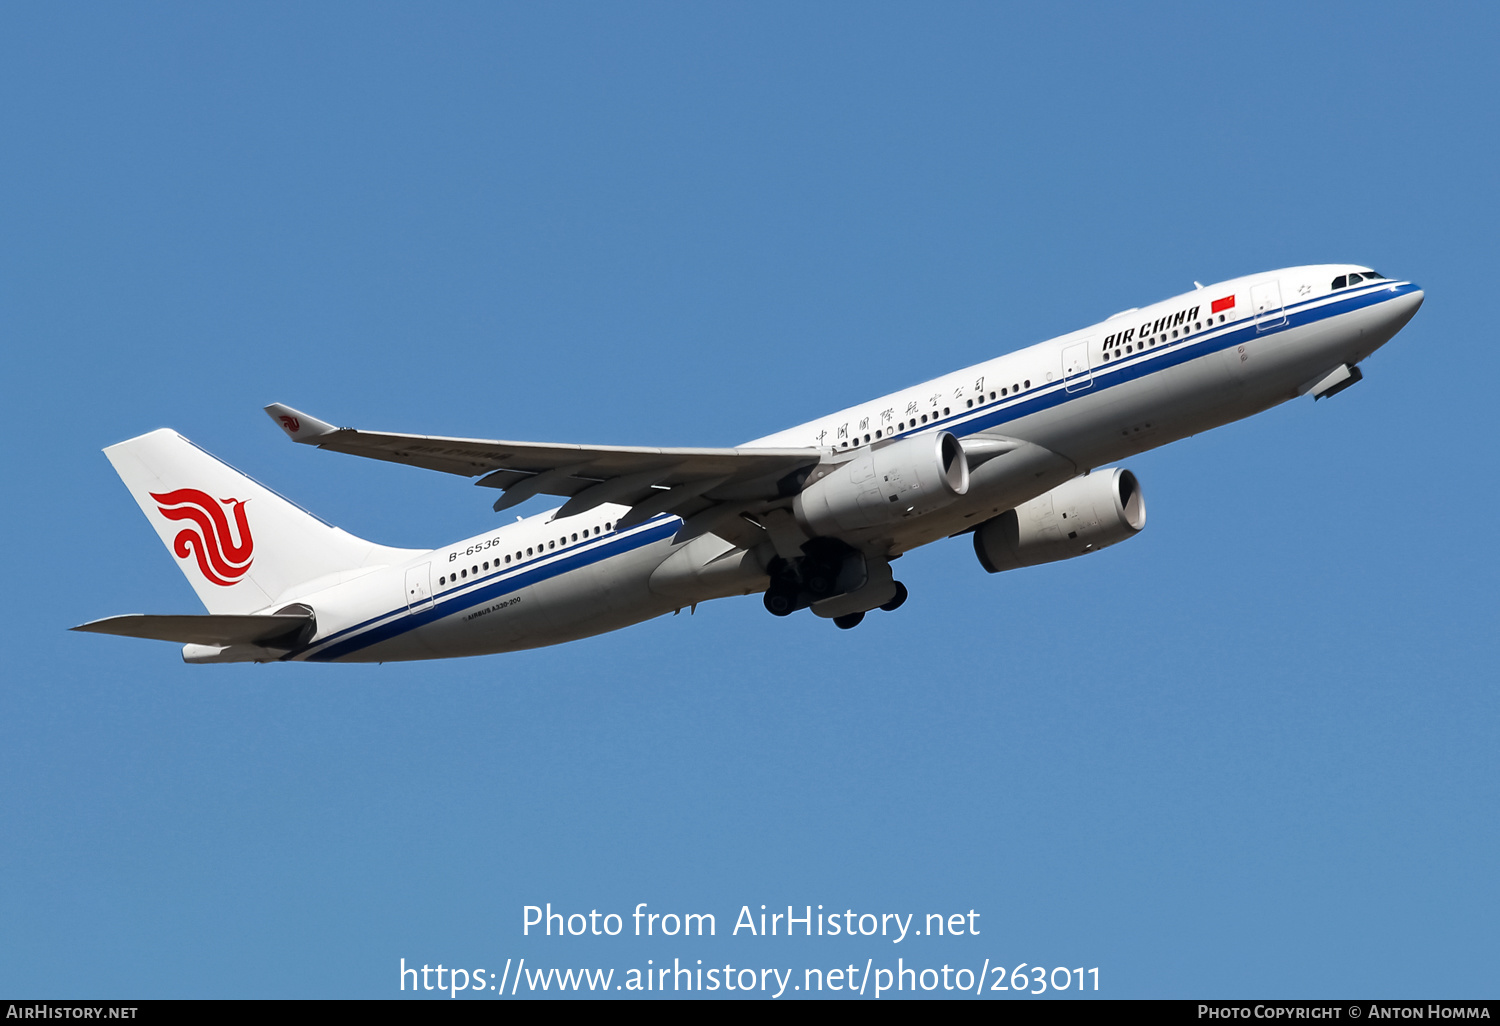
(1334, 270, 1388, 290)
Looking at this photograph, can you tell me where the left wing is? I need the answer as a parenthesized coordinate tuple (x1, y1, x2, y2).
(265, 404, 822, 532)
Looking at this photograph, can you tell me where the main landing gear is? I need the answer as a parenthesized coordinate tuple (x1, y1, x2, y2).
(761, 540, 909, 630)
(763, 587, 798, 617)
(827, 582, 906, 629)
(831, 580, 908, 628)
(761, 537, 860, 618)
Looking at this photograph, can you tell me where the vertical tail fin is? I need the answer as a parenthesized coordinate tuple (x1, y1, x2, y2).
(105, 429, 421, 614)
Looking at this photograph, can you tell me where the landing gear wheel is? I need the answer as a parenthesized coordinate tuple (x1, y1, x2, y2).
(879, 581, 908, 612)
(763, 588, 796, 617)
(799, 537, 853, 598)
(833, 611, 865, 630)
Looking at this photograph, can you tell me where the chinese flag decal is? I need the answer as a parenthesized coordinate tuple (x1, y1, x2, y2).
(1211, 295, 1236, 314)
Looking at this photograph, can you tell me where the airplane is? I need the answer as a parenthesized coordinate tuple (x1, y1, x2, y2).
(73, 264, 1423, 663)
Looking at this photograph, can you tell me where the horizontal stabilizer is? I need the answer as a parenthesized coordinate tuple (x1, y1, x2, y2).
(71, 611, 314, 648)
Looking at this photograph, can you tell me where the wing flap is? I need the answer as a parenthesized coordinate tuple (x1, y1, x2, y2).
(264, 404, 821, 517)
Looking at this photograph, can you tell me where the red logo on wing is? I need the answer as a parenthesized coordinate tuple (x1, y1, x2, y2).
(279, 415, 300, 433)
(150, 489, 254, 586)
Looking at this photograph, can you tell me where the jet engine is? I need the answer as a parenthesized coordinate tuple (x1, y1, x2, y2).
(974, 468, 1145, 573)
(794, 432, 970, 536)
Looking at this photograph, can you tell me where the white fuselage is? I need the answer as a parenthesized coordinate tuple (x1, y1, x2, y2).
(261, 265, 1422, 663)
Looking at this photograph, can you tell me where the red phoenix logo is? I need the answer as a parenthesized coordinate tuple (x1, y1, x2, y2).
(279, 415, 300, 433)
(151, 488, 254, 586)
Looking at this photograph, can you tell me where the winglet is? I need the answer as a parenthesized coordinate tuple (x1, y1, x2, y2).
(264, 404, 338, 443)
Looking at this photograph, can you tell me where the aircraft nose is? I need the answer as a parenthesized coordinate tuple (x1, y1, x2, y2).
(1391, 283, 1424, 323)
(1368, 282, 1423, 349)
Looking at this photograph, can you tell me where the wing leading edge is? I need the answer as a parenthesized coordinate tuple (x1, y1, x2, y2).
(264, 403, 822, 530)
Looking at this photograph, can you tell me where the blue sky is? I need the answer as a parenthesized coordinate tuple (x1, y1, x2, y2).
(2, 1, 1495, 999)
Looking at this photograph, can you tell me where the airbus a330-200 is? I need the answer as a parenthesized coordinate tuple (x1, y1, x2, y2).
(75, 265, 1423, 663)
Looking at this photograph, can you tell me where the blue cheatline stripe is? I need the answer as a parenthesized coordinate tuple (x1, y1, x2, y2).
(293, 516, 682, 662)
(874, 282, 1416, 444)
(292, 282, 1416, 662)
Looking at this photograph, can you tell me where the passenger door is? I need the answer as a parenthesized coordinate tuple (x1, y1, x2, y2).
(1252, 280, 1287, 331)
(404, 563, 434, 612)
(1062, 340, 1094, 392)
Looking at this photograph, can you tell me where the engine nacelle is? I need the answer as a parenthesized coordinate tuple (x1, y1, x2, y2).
(974, 468, 1145, 573)
(794, 432, 969, 536)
